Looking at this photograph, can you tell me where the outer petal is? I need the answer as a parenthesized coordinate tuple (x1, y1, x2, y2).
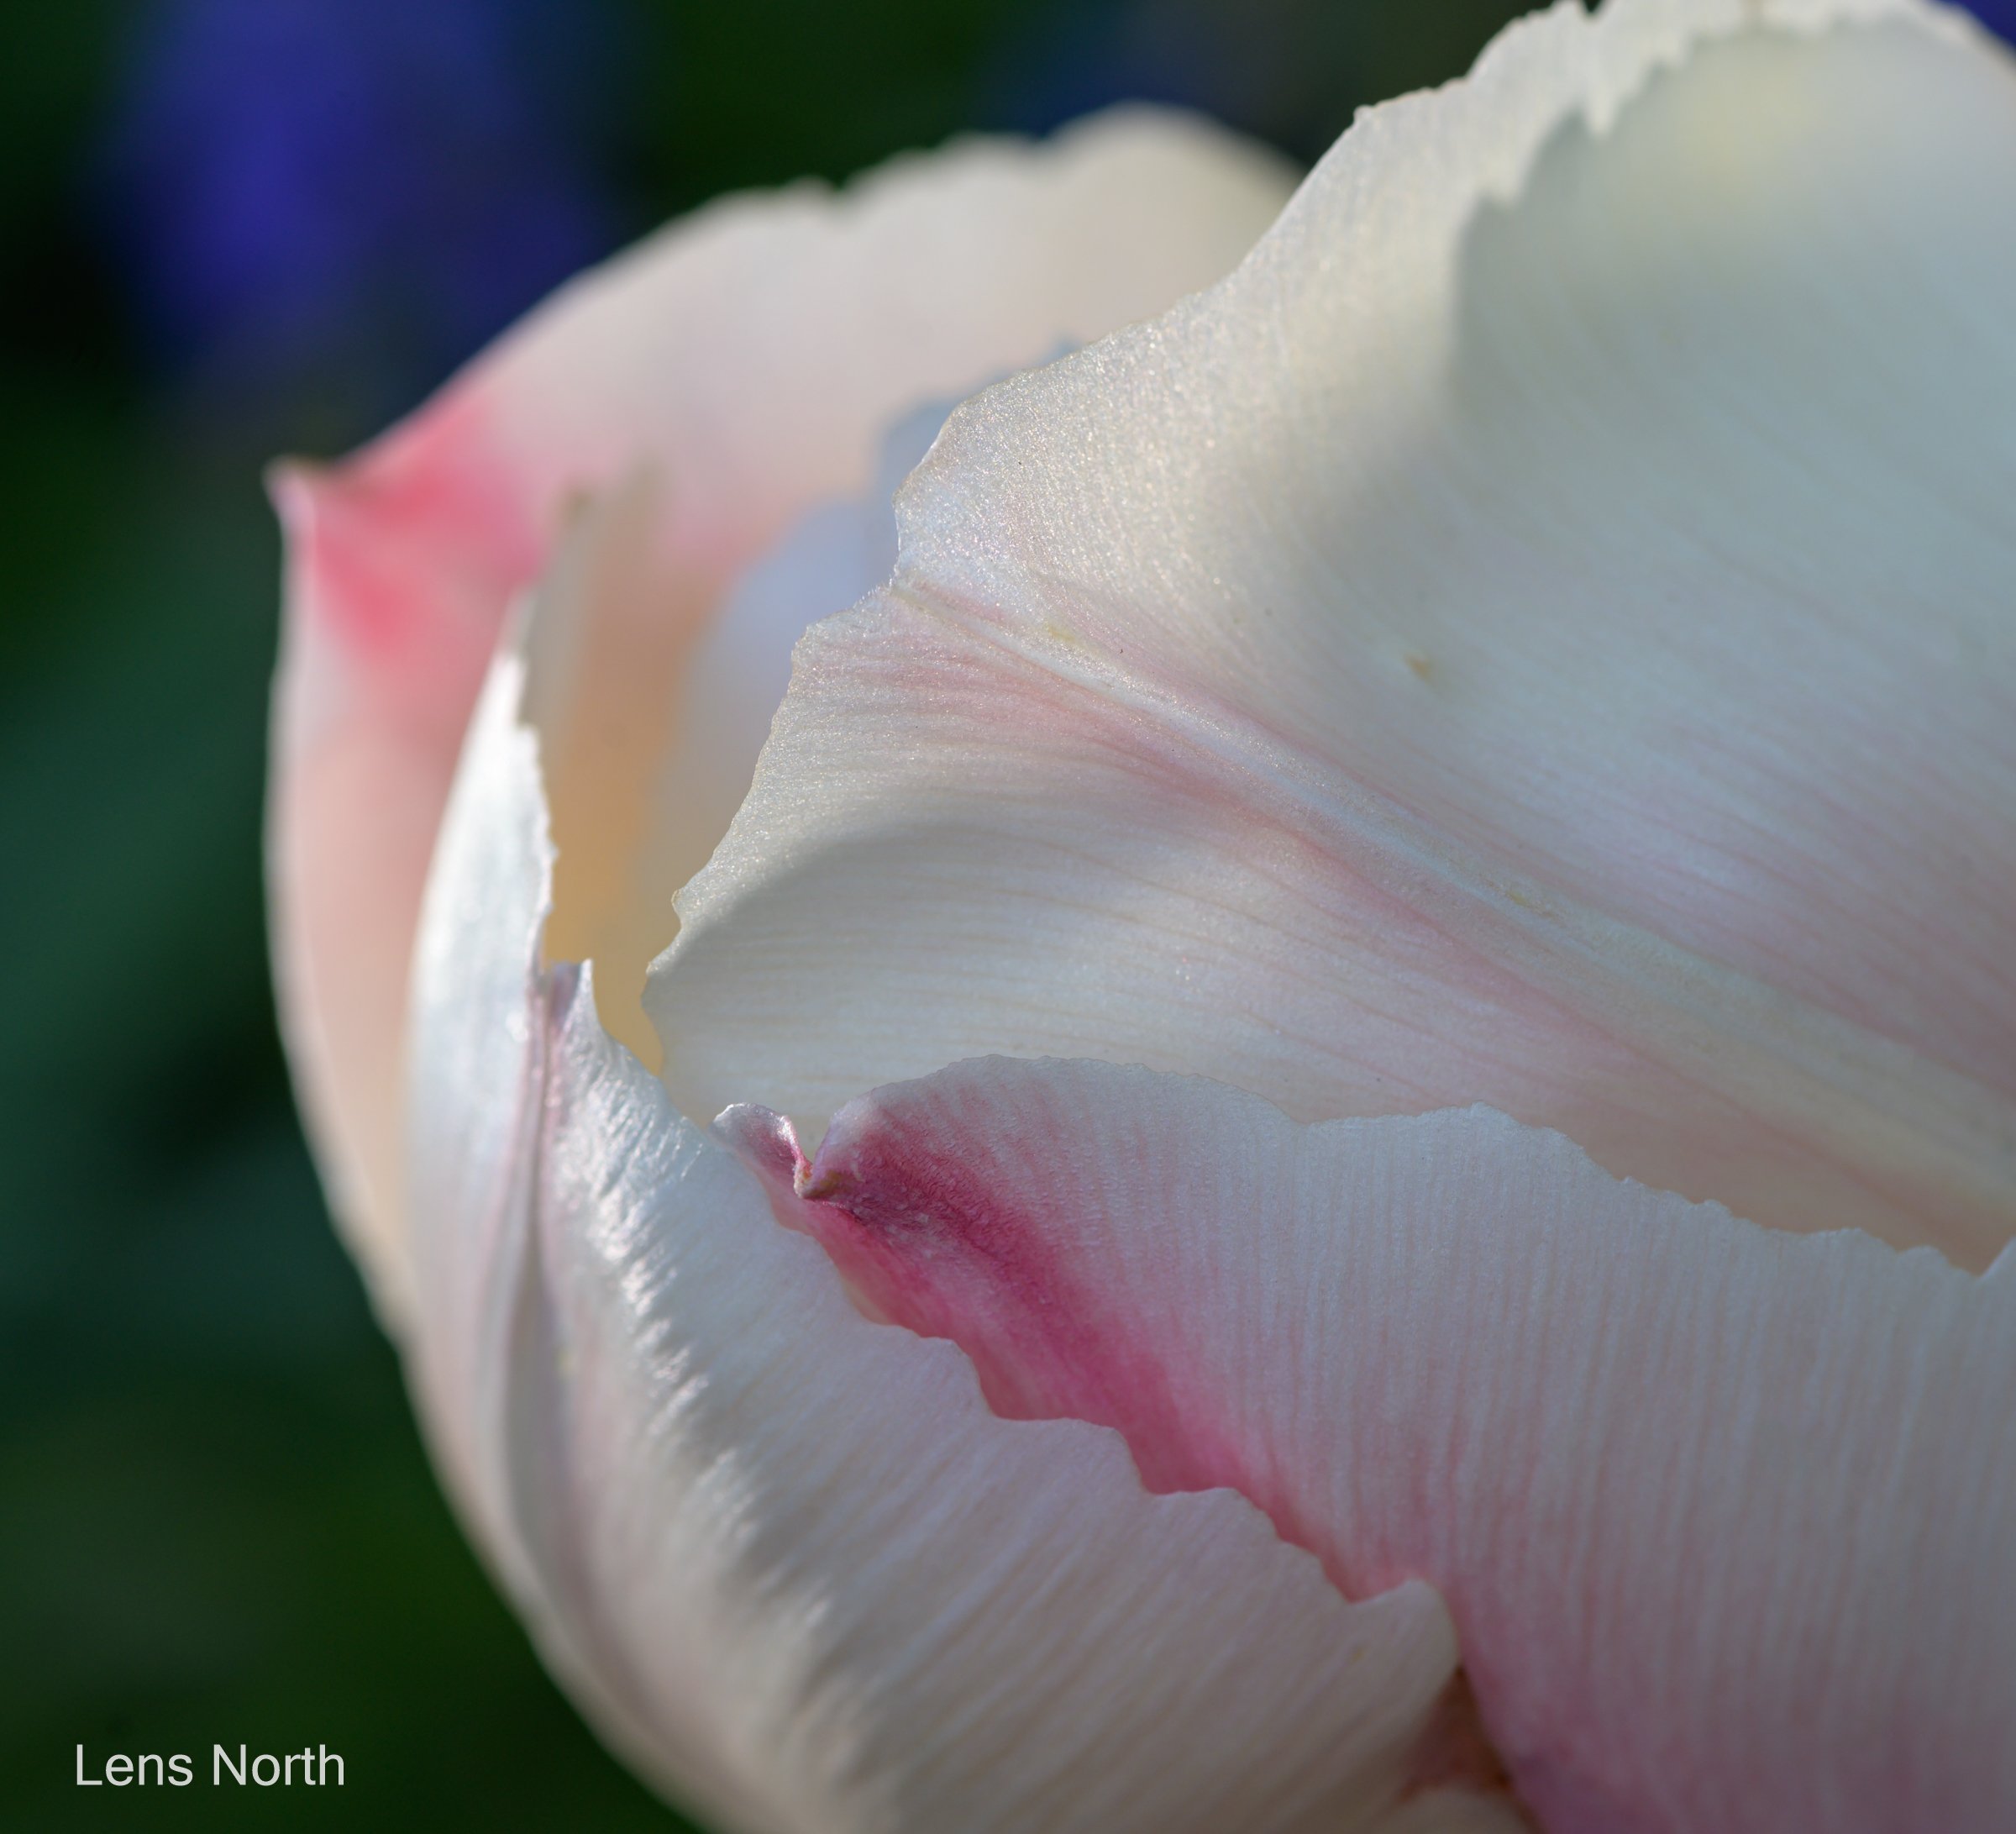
(739, 1054, 2016, 1833)
(648, 0, 2016, 1264)
(268, 107, 1294, 1315)
(402, 513, 1505, 1834)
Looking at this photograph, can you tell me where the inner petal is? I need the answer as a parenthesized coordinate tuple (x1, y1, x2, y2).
(580, 400, 960, 1064)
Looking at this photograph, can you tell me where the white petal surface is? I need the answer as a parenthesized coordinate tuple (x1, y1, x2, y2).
(622, 399, 961, 1049)
(749, 1053, 2016, 1833)
(649, 0, 2016, 1264)
(270, 108, 1293, 1316)
(402, 516, 1507, 1834)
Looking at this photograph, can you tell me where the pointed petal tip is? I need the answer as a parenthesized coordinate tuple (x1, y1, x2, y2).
(265, 455, 327, 529)
(712, 1101, 812, 1190)
(717, 1098, 887, 1204)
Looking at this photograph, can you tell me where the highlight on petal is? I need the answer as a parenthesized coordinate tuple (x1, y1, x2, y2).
(399, 512, 1508, 1834)
(648, 0, 2016, 1268)
(743, 1052, 2016, 1833)
(267, 107, 1295, 1316)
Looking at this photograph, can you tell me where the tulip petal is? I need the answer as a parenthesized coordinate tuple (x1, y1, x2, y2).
(270, 108, 1294, 1316)
(750, 1053, 2016, 1833)
(649, 0, 2016, 1265)
(609, 397, 960, 1058)
(403, 527, 1511, 1834)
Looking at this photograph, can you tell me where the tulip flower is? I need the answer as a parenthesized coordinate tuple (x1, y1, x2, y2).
(270, 3, 2016, 1830)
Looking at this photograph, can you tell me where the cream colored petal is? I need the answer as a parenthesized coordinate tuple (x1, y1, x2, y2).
(651, 0, 2016, 1264)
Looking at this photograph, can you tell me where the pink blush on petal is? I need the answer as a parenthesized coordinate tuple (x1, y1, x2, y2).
(274, 395, 543, 707)
(715, 1057, 2016, 1834)
(715, 1095, 1252, 1504)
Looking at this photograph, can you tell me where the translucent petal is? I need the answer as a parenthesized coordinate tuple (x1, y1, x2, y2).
(650, 0, 2016, 1264)
(738, 1052, 2016, 1831)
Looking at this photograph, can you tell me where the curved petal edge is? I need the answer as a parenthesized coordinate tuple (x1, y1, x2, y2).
(270, 104, 1296, 1318)
(741, 1051, 2016, 1834)
(650, 0, 2016, 1268)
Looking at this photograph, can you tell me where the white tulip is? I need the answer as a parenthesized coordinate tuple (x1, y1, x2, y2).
(271, 8, 2016, 1829)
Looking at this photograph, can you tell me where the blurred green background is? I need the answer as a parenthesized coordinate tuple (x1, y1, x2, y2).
(18, 0, 1977, 1825)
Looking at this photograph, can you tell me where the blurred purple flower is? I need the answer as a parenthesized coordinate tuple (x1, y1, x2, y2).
(1965, 1, 2014, 41)
(101, 0, 626, 413)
